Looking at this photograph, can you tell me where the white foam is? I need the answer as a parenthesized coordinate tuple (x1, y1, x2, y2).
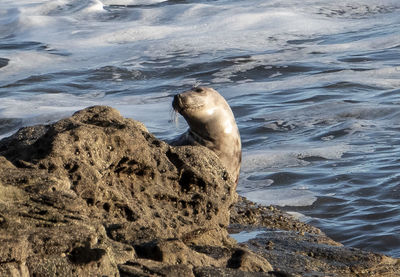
(102, 0, 166, 5)
(242, 188, 317, 207)
(230, 230, 266, 243)
(0, 52, 68, 82)
(0, 91, 173, 139)
(82, 0, 105, 13)
(286, 211, 312, 222)
(215, 60, 400, 91)
(239, 144, 348, 208)
(241, 144, 350, 173)
(4, 0, 398, 84)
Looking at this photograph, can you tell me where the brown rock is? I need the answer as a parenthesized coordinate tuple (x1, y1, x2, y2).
(227, 248, 273, 272)
(0, 106, 265, 276)
(230, 198, 400, 277)
(0, 105, 398, 277)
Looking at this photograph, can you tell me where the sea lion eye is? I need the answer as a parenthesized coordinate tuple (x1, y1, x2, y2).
(194, 87, 203, 93)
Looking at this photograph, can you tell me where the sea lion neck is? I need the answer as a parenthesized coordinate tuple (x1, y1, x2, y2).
(187, 108, 235, 140)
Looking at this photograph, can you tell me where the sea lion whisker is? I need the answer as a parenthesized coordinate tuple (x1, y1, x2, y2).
(170, 108, 180, 127)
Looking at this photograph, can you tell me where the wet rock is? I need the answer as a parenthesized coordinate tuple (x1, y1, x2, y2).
(230, 197, 400, 276)
(0, 105, 398, 276)
(243, 228, 400, 277)
(227, 248, 273, 272)
(193, 267, 280, 277)
(230, 196, 324, 237)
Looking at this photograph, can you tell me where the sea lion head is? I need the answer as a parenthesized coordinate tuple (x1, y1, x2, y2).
(172, 86, 241, 184)
(173, 87, 234, 138)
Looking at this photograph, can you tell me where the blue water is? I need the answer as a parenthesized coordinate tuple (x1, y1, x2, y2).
(1, 0, 400, 257)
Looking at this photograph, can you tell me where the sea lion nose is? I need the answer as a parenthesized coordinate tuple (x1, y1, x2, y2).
(173, 94, 180, 103)
(172, 94, 181, 110)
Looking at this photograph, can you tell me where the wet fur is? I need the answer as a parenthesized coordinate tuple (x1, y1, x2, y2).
(171, 87, 242, 184)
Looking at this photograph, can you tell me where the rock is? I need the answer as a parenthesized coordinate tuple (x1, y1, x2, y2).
(230, 196, 325, 237)
(0, 106, 266, 276)
(193, 267, 279, 277)
(0, 106, 235, 244)
(244, 228, 400, 277)
(230, 198, 400, 277)
(0, 105, 399, 277)
(227, 248, 273, 272)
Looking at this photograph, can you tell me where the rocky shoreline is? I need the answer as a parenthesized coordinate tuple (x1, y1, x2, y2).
(0, 106, 398, 276)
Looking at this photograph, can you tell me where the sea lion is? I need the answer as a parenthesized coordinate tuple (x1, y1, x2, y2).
(171, 87, 241, 184)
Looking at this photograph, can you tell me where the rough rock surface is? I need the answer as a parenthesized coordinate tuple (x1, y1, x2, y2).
(0, 106, 398, 276)
(230, 197, 400, 277)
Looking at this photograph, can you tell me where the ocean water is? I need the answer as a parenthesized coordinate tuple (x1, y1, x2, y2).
(1, 0, 399, 257)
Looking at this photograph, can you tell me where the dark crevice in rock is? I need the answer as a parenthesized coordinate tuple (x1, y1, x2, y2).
(181, 228, 210, 243)
(0, 214, 7, 228)
(64, 163, 79, 174)
(190, 245, 230, 260)
(115, 204, 139, 222)
(103, 202, 111, 212)
(105, 224, 123, 241)
(114, 157, 153, 178)
(68, 246, 106, 264)
(227, 249, 247, 269)
(85, 197, 94, 206)
(179, 170, 206, 193)
(165, 149, 184, 169)
(133, 240, 163, 262)
(118, 261, 160, 276)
